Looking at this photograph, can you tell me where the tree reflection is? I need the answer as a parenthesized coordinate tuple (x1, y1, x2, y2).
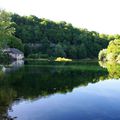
(99, 61, 120, 79)
(0, 61, 108, 119)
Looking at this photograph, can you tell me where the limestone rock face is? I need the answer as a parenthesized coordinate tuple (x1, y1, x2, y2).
(3, 48, 24, 60)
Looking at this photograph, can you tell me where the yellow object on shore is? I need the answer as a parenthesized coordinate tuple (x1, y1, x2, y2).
(55, 57, 72, 62)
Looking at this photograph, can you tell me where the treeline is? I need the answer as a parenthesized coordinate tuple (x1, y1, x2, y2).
(11, 14, 120, 59)
(1, 10, 120, 60)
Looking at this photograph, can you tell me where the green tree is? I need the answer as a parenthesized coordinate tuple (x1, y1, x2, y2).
(99, 39, 120, 62)
(0, 10, 23, 49)
(11, 13, 113, 59)
(0, 10, 15, 48)
(54, 43, 66, 57)
(0, 10, 15, 36)
(77, 44, 87, 59)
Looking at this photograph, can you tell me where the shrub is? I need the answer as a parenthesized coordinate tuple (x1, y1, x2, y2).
(0, 50, 11, 64)
(98, 49, 107, 61)
(116, 55, 120, 63)
(98, 39, 120, 63)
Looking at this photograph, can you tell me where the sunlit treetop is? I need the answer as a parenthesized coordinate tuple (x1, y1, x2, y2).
(107, 39, 120, 54)
(0, 10, 15, 36)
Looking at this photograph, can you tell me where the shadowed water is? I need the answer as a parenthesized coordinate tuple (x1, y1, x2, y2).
(0, 60, 120, 120)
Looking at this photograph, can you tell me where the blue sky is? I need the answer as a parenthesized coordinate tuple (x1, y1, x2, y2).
(0, 0, 120, 34)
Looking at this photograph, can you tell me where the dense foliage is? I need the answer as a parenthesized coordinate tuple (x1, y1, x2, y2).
(11, 14, 117, 59)
(99, 61, 120, 79)
(0, 50, 10, 64)
(0, 10, 23, 49)
(99, 39, 120, 62)
(0, 10, 24, 63)
(1, 10, 120, 60)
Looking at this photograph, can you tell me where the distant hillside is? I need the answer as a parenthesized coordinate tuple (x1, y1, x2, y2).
(11, 14, 120, 59)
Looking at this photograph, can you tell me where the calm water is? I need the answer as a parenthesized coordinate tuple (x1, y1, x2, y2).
(0, 60, 120, 120)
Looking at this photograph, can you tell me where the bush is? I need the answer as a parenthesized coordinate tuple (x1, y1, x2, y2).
(98, 39, 120, 63)
(107, 39, 120, 54)
(116, 55, 120, 63)
(0, 50, 11, 64)
(106, 53, 118, 62)
(98, 49, 107, 61)
(7, 36, 24, 51)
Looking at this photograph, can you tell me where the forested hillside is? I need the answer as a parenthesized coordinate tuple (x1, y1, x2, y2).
(11, 14, 120, 59)
(1, 10, 120, 60)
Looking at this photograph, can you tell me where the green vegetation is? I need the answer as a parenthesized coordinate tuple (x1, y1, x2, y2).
(99, 61, 120, 79)
(99, 39, 120, 63)
(107, 62, 120, 79)
(0, 9, 120, 119)
(0, 61, 107, 116)
(27, 53, 48, 59)
(0, 50, 10, 64)
(0, 60, 118, 118)
(1, 9, 120, 62)
(0, 10, 23, 49)
(98, 49, 107, 61)
(11, 13, 120, 59)
(99, 39, 120, 78)
(0, 10, 24, 63)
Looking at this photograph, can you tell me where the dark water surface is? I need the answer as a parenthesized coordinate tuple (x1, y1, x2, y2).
(0, 61, 120, 120)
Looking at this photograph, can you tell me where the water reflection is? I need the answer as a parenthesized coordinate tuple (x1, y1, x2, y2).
(1, 60, 24, 73)
(0, 61, 119, 119)
(99, 61, 120, 79)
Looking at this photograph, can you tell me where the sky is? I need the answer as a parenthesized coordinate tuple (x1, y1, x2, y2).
(0, 0, 120, 34)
